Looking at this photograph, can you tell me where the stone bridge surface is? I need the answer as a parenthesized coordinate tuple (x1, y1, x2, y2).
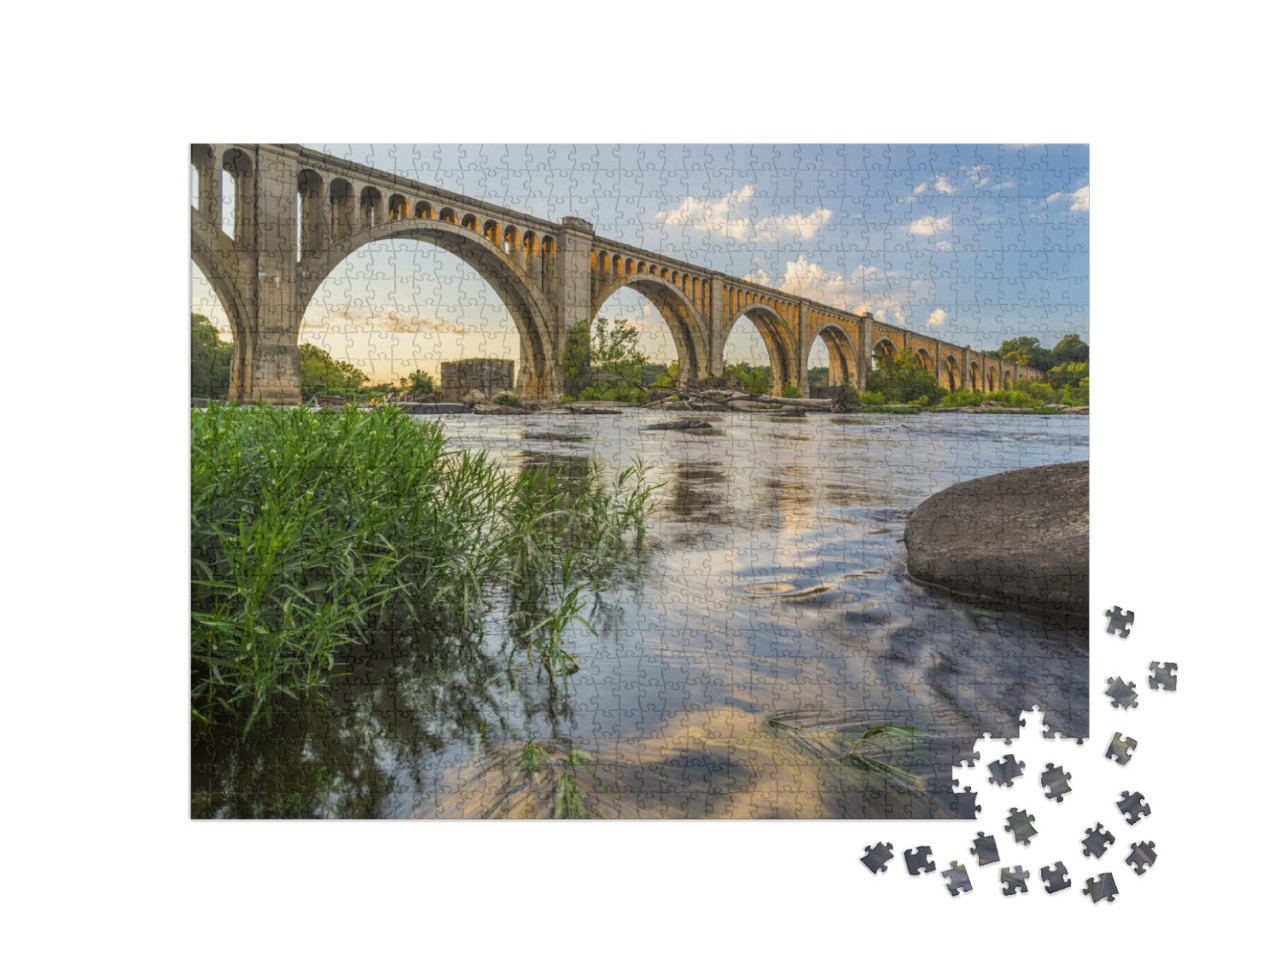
(191, 143, 1042, 403)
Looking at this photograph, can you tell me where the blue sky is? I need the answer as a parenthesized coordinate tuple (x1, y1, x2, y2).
(191, 143, 1088, 383)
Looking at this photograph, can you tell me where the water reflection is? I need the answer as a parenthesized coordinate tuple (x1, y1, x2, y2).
(194, 410, 1088, 818)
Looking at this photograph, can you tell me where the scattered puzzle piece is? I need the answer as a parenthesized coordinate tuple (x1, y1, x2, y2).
(1041, 861, 1071, 894)
(1149, 662, 1178, 691)
(1117, 790, 1151, 825)
(970, 831, 1000, 866)
(1105, 732, 1138, 765)
(942, 861, 973, 897)
(904, 847, 936, 876)
(1082, 822, 1116, 858)
(1126, 841, 1157, 875)
(1005, 808, 1038, 845)
(988, 753, 1026, 788)
(1042, 763, 1073, 802)
(1105, 606, 1134, 638)
(861, 842, 894, 874)
(1105, 676, 1138, 709)
(1000, 865, 1030, 895)
(1083, 873, 1119, 903)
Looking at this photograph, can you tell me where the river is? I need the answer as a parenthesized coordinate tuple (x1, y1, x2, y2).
(192, 409, 1088, 818)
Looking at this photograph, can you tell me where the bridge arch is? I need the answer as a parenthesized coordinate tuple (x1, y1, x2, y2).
(591, 274, 708, 386)
(191, 207, 254, 397)
(970, 361, 982, 393)
(726, 303, 796, 395)
(803, 322, 860, 387)
(914, 346, 933, 370)
(941, 353, 960, 392)
(986, 365, 998, 393)
(297, 218, 559, 398)
(872, 337, 898, 368)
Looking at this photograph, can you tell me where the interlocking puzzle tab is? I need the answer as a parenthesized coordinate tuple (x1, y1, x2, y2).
(1105, 606, 1135, 638)
(1105, 676, 1138, 709)
(943, 862, 973, 897)
(1126, 842, 1157, 875)
(1149, 662, 1178, 691)
(1041, 862, 1072, 895)
(1041, 763, 1072, 802)
(1117, 790, 1151, 825)
(1082, 823, 1116, 859)
(904, 847, 936, 876)
(1105, 732, 1138, 765)
(1083, 873, 1119, 903)
(1001, 866, 1031, 896)
(861, 842, 894, 874)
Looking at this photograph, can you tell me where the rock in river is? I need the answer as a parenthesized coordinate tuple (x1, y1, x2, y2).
(642, 419, 713, 431)
(904, 461, 1088, 620)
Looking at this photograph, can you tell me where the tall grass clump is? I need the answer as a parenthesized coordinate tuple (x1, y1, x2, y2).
(192, 403, 660, 735)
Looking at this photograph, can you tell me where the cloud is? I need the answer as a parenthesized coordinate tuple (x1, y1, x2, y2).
(994, 181, 1016, 190)
(927, 308, 947, 327)
(1046, 185, 1089, 212)
(659, 185, 832, 242)
(913, 182, 928, 195)
(935, 240, 953, 252)
(907, 214, 952, 235)
(934, 175, 958, 195)
(744, 256, 938, 331)
(302, 306, 466, 335)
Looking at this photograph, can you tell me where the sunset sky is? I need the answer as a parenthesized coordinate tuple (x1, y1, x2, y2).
(191, 143, 1088, 385)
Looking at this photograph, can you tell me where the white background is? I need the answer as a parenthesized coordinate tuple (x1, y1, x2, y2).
(4, 2, 1273, 958)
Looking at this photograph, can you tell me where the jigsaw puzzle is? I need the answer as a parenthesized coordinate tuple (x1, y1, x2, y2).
(190, 143, 1091, 821)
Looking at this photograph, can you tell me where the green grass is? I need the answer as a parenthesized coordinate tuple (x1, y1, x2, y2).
(192, 403, 660, 736)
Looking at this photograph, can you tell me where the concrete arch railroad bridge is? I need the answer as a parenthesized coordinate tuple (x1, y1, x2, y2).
(192, 144, 1042, 404)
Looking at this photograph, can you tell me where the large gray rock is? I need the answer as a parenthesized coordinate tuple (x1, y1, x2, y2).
(904, 461, 1088, 618)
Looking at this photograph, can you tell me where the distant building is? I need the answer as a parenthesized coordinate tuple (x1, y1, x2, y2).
(439, 358, 514, 402)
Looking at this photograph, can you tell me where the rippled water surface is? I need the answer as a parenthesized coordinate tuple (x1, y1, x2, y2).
(192, 410, 1088, 818)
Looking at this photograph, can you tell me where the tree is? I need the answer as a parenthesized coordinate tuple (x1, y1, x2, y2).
(724, 361, 770, 394)
(1052, 333, 1089, 365)
(399, 370, 437, 395)
(807, 366, 829, 388)
(864, 349, 944, 404)
(300, 343, 370, 395)
(562, 319, 594, 397)
(191, 313, 233, 398)
(997, 336, 1054, 371)
(1048, 360, 1089, 389)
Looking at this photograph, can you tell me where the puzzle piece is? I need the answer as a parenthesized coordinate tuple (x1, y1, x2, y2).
(1126, 841, 1157, 875)
(988, 753, 1026, 788)
(904, 847, 936, 876)
(1083, 873, 1119, 903)
(1149, 662, 1178, 691)
(1000, 865, 1031, 895)
(1041, 861, 1072, 894)
(1117, 790, 1152, 825)
(1005, 808, 1038, 844)
(942, 861, 973, 897)
(1082, 822, 1116, 858)
(861, 842, 894, 874)
(1106, 732, 1138, 765)
(970, 831, 1000, 866)
(1105, 676, 1138, 709)
(1042, 763, 1072, 802)
(1105, 606, 1134, 637)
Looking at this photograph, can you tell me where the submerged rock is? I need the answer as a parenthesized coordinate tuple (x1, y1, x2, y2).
(641, 419, 713, 431)
(904, 461, 1088, 619)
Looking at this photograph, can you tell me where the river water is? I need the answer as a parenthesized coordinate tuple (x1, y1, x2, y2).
(192, 409, 1088, 818)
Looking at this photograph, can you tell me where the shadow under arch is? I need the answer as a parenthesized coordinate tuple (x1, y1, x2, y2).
(191, 207, 254, 398)
(590, 275, 708, 386)
(298, 219, 559, 399)
(803, 321, 861, 387)
(725, 303, 795, 395)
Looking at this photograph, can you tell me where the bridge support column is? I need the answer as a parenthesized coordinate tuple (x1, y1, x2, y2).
(857, 318, 872, 393)
(961, 346, 971, 391)
(796, 305, 811, 397)
(240, 145, 303, 404)
(552, 217, 596, 399)
(708, 284, 725, 379)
